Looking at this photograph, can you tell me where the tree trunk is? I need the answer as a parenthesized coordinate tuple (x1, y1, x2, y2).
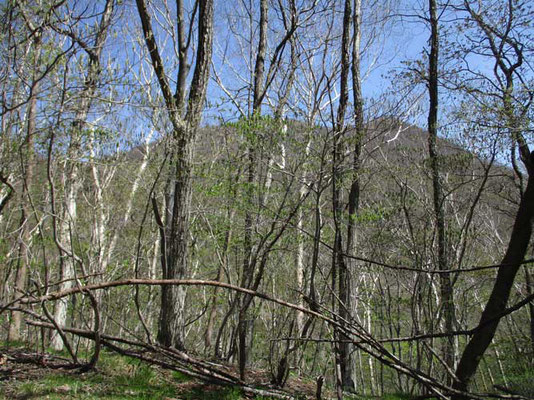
(427, 0, 456, 381)
(51, 0, 115, 350)
(238, 0, 268, 379)
(136, 0, 213, 350)
(341, 0, 364, 391)
(9, 34, 41, 341)
(332, 0, 355, 392)
(158, 137, 193, 349)
(452, 166, 534, 398)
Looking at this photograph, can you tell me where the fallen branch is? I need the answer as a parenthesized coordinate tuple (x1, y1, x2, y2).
(12, 280, 528, 400)
(493, 385, 529, 398)
(26, 320, 297, 399)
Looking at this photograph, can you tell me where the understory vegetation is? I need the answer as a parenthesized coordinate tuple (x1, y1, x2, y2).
(0, 342, 258, 399)
(1, 0, 533, 399)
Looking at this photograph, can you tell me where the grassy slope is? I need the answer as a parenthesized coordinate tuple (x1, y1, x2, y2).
(0, 344, 248, 400)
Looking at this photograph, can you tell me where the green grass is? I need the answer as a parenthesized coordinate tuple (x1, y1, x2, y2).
(172, 369, 194, 383)
(0, 343, 440, 399)
(499, 369, 534, 397)
(0, 350, 241, 399)
(2, 366, 178, 399)
(0, 343, 260, 399)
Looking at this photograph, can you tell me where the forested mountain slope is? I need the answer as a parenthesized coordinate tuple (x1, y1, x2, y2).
(1, 1, 533, 399)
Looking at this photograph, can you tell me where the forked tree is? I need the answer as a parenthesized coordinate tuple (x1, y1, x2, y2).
(135, 0, 214, 349)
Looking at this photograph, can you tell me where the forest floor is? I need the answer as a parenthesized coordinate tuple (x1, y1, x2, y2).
(0, 342, 436, 399)
(0, 342, 323, 400)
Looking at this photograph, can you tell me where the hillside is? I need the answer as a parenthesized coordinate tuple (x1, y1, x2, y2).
(2, 1, 533, 397)
(2, 116, 529, 399)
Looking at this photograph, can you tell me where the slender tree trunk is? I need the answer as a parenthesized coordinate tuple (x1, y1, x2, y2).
(332, 0, 355, 392)
(9, 35, 41, 341)
(50, 163, 80, 349)
(340, 0, 364, 391)
(238, 0, 268, 379)
(296, 176, 308, 333)
(427, 0, 455, 381)
(51, 0, 115, 350)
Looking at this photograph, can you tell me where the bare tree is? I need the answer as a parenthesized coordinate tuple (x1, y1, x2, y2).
(452, 1, 534, 396)
(210, 0, 308, 379)
(426, 0, 456, 380)
(135, 0, 214, 349)
(49, 0, 116, 351)
(7, 2, 45, 341)
(330, 0, 353, 394)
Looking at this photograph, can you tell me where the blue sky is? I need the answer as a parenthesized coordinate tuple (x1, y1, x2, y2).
(68, 0, 532, 161)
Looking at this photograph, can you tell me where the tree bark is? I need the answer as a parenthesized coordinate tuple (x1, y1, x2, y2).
(525, 267, 534, 364)
(238, 0, 268, 379)
(9, 33, 41, 341)
(427, 0, 456, 381)
(136, 0, 213, 349)
(340, 0, 364, 391)
(332, 0, 355, 392)
(452, 166, 534, 398)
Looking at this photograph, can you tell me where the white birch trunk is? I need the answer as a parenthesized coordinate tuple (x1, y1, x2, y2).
(50, 114, 85, 350)
(49, 0, 114, 350)
(296, 139, 310, 333)
(103, 129, 155, 269)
